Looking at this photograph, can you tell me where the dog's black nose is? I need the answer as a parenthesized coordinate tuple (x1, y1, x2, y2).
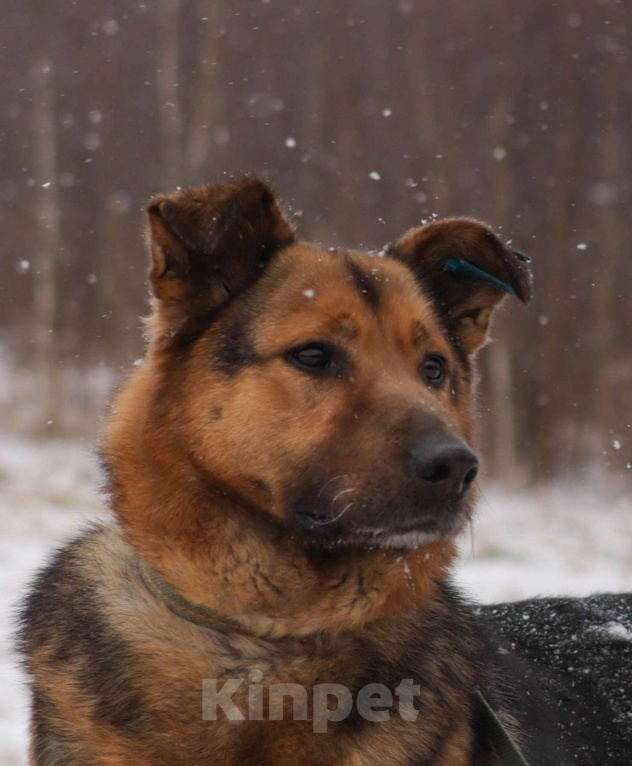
(409, 435, 479, 496)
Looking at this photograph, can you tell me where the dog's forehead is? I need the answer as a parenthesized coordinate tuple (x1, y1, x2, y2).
(260, 242, 438, 328)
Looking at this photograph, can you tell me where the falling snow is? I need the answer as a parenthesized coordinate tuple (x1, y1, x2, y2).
(102, 19, 119, 35)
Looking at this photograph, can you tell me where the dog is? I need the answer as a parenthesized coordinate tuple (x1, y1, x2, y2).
(18, 178, 632, 765)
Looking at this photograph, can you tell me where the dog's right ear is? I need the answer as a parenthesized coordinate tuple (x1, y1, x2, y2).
(146, 177, 294, 339)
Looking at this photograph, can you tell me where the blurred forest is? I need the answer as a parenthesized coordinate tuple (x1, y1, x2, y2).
(0, 0, 630, 485)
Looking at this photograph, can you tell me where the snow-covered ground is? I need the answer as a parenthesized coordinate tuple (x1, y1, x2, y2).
(0, 436, 630, 764)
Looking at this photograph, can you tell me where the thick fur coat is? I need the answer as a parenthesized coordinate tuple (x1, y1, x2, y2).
(18, 178, 632, 765)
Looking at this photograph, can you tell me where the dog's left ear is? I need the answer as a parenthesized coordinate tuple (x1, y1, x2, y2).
(146, 177, 295, 338)
(391, 218, 532, 354)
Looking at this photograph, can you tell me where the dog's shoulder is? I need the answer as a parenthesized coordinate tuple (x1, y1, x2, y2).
(16, 525, 159, 761)
(16, 525, 236, 762)
(478, 594, 632, 765)
(17, 523, 232, 672)
(18, 524, 136, 656)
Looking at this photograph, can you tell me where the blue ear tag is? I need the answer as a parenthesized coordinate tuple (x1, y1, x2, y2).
(510, 248, 531, 263)
(441, 257, 516, 296)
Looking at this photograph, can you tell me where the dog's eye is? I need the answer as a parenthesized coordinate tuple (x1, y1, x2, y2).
(288, 343, 335, 373)
(422, 355, 446, 385)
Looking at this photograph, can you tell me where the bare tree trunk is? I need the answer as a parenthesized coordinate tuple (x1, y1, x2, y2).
(32, 60, 62, 433)
(487, 91, 518, 486)
(531, 9, 579, 482)
(488, 330, 518, 480)
(185, 0, 224, 186)
(592, 62, 621, 441)
(156, 0, 183, 191)
(531, 179, 572, 481)
(404, 9, 448, 211)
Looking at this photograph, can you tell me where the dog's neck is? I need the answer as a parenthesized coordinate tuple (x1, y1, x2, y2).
(117, 478, 454, 639)
(102, 369, 456, 639)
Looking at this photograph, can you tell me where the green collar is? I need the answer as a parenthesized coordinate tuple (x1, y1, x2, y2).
(138, 558, 530, 765)
(138, 557, 257, 636)
(476, 691, 531, 766)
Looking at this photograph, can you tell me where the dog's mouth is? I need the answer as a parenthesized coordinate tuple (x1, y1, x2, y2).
(298, 510, 332, 526)
(294, 504, 468, 552)
(349, 513, 467, 550)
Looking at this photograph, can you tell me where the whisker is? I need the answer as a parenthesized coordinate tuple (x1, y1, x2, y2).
(313, 501, 355, 526)
(317, 474, 348, 497)
(331, 487, 356, 507)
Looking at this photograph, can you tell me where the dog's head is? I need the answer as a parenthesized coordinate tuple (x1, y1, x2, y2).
(138, 178, 531, 553)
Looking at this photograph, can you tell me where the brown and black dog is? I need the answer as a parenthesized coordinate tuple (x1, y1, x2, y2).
(18, 179, 632, 765)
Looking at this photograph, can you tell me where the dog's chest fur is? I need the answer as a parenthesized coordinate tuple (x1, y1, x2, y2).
(20, 526, 488, 766)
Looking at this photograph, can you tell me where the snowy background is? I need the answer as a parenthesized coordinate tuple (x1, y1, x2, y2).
(1, 436, 631, 764)
(2, 5, 632, 760)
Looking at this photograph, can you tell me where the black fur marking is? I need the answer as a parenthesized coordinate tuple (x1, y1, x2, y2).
(345, 257, 379, 310)
(210, 406, 224, 421)
(450, 340, 472, 384)
(212, 301, 258, 374)
(18, 534, 152, 736)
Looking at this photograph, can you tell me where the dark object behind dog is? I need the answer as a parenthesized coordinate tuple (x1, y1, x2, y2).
(479, 593, 632, 763)
(17, 178, 632, 765)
